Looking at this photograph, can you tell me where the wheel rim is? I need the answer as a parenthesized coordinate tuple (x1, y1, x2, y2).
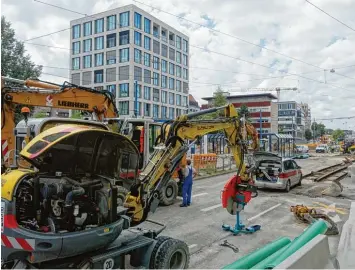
(166, 185, 174, 198)
(169, 249, 186, 269)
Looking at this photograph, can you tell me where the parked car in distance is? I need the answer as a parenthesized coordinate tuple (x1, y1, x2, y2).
(296, 145, 309, 153)
(253, 152, 302, 192)
(316, 144, 328, 153)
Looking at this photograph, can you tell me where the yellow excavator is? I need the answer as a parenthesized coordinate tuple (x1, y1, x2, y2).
(1, 101, 259, 268)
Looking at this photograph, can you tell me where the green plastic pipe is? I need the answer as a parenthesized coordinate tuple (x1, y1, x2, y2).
(222, 237, 291, 269)
(265, 219, 328, 269)
(250, 243, 291, 269)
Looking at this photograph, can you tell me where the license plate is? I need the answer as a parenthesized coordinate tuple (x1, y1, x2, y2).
(1, 201, 5, 233)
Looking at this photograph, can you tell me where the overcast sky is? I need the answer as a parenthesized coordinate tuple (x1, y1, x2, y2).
(2, 0, 355, 130)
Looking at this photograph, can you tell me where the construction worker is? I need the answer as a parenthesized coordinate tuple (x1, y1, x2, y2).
(180, 159, 197, 207)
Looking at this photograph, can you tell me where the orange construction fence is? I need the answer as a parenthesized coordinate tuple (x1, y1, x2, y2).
(193, 154, 218, 170)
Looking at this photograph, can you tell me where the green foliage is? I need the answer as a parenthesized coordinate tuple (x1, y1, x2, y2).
(304, 129, 312, 141)
(70, 110, 82, 119)
(1, 16, 42, 124)
(198, 86, 228, 120)
(238, 104, 251, 122)
(311, 122, 326, 138)
(33, 112, 47, 118)
(332, 129, 345, 142)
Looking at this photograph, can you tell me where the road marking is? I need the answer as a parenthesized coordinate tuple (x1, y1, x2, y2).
(247, 203, 282, 222)
(192, 192, 208, 198)
(201, 204, 222, 212)
(188, 244, 197, 249)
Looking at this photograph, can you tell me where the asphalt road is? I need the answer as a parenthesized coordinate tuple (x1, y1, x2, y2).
(139, 155, 353, 269)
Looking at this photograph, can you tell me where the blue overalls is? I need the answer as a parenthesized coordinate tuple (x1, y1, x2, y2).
(182, 166, 193, 206)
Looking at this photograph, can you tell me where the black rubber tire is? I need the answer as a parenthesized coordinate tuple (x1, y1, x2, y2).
(149, 236, 172, 269)
(285, 180, 291, 193)
(159, 179, 178, 206)
(116, 186, 129, 206)
(153, 239, 190, 269)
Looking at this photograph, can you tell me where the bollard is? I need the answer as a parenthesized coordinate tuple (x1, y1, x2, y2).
(222, 237, 291, 269)
(265, 219, 328, 269)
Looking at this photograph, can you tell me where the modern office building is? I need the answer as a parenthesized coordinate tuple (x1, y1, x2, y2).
(300, 103, 312, 131)
(202, 93, 278, 134)
(69, 4, 189, 119)
(277, 101, 305, 139)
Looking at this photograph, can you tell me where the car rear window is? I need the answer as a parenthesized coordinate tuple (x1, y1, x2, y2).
(27, 140, 49, 154)
(42, 132, 70, 142)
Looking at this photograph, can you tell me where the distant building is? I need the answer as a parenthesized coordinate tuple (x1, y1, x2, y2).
(188, 94, 200, 113)
(277, 101, 305, 139)
(300, 103, 311, 130)
(202, 93, 278, 134)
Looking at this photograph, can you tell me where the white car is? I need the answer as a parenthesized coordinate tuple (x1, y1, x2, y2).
(296, 145, 309, 153)
(316, 144, 328, 153)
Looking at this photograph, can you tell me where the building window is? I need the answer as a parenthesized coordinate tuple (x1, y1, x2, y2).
(144, 36, 151, 50)
(119, 101, 129, 115)
(169, 107, 175, 119)
(95, 53, 103, 66)
(153, 88, 159, 102)
(119, 48, 129, 63)
(106, 67, 116, 82)
(107, 84, 116, 98)
(133, 84, 142, 100)
(144, 103, 151, 116)
(183, 54, 188, 66)
(119, 30, 129, 45)
(95, 18, 104, 34)
(106, 50, 116, 65)
(153, 104, 159, 118)
(161, 44, 168, 58)
(144, 69, 151, 84)
(72, 41, 80, 54)
(161, 75, 167, 88)
(161, 29, 167, 42)
(153, 72, 159, 86)
(161, 91, 167, 103)
(161, 106, 167, 118)
(144, 18, 151, 34)
(95, 36, 104, 50)
(176, 51, 181, 64)
(136, 102, 142, 116)
(72, 24, 80, 39)
(72, 57, 80, 70)
(182, 96, 188, 107)
(176, 66, 181, 78)
(144, 53, 151, 67)
(161, 60, 167, 73)
(169, 48, 175, 61)
(119, 66, 129, 80)
(176, 108, 182, 117)
(169, 92, 174, 105)
(119, 83, 129, 97)
(83, 55, 91, 68)
(153, 40, 160, 54)
(169, 63, 175, 75)
(120, 11, 129, 27)
(107, 15, 116, 31)
(183, 39, 188, 53)
(134, 66, 142, 82)
(169, 33, 175, 46)
(153, 25, 159, 38)
(183, 82, 189, 93)
(134, 49, 142, 64)
(169, 78, 175, 90)
(83, 39, 92, 52)
(183, 68, 188, 80)
(176, 80, 181, 92)
(94, 70, 103, 83)
(153, 56, 159, 70)
(83, 22, 92, 36)
(134, 31, 142, 46)
(176, 94, 181, 106)
(144, 86, 151, 100)
(176, 36, 181, 49)
(106, 33, 116, 48)
(134, 12, 142, 29)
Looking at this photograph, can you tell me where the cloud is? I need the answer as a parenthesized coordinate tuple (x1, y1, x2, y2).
(2, 0, 355, 129)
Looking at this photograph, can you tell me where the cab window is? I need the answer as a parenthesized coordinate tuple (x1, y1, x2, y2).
(149, 124, 161, 154)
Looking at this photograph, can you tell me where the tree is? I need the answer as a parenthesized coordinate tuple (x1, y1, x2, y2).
(199, 86, 227, 119)
(332, 129, 345, 142)
(1, 16, 42, 123)
(238, 104, 251, 122)
(305, 129, 312, 141)
(311, 122, 326, 138)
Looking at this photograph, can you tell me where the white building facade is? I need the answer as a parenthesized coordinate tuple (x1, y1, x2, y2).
(70, 4, 189, 119)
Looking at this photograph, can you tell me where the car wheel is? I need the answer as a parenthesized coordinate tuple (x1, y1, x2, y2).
(284, 180, 291, 193)
(159, 179, 178, 206)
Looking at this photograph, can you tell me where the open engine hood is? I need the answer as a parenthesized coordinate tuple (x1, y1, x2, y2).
(252, 151, 282, 164)
(20, 124, 140, 178)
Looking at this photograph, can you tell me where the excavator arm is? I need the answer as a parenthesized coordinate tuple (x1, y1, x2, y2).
(124, 104, 259, 225)
(1, 76, 118, 168)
